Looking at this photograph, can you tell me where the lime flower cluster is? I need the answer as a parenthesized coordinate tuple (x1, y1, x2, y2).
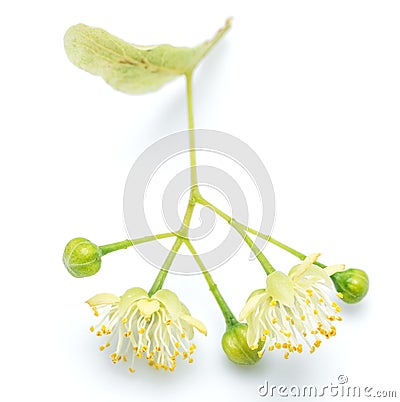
(86, 288, 206, 372)
(62, 19, 369, 375)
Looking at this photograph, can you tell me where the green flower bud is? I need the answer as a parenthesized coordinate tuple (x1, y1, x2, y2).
(331, 268, 369, 304)
(221, 323, 262, 365)
(63, 237, 102, 278)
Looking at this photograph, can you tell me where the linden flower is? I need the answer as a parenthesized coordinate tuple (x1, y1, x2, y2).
(239, 253, 345, 359)
(86, 287, 207, 373)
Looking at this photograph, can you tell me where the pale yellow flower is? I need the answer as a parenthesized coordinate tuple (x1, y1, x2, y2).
(86, 287, 207, 372)
(239, 254, 345, 359)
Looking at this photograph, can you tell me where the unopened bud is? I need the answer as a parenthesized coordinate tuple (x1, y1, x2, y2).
(63, 237, 102, 278)
(331, 268, 369, 304)
(221, 323, 262, 365)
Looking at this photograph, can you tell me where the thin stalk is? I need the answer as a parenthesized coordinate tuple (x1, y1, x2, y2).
(243, 227, 326, 268)
(184, 239, 238, 327)
(148, 237, 184, 296)
(186, 72, 199, 193)
(197, 196, 275, 275)
(148, 72, 200, 294)
(197, 198, 327, 269)
(99, 233, 175, 256)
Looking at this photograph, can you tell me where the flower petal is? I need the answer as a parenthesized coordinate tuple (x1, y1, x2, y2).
(299, 265, 336, 288)
(152, 289, 183, 320)
(266, 271, 295, 308)
(137, 299, 160, 317)
(180, 314, 207, 336)
(324, 264, 345, 276)
(120, 287, 148, 303)
(239, 290, 267, 321)
(119, 287, 149, 314)
(246, 312, 261, 349)
(246, 288, 266, 302)
(179, 302, 194, 339)
(85, 293, 120, 307)
(289, 253, 321, 280)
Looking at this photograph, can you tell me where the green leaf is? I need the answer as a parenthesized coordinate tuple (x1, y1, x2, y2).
(64, 19, 231, 95)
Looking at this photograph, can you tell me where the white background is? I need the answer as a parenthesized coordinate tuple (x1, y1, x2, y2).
(1, 1, 399, 401)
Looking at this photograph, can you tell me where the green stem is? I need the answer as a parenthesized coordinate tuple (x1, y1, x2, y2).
(197, 196, 275, 275)
(186, 72, 199, 194)
(148, 72, 200, 295)
(177, 196, 196, 239)
(196, 198, 327, 269)
(148, 237, 184, 296)
(184, 239, 238, 327)
(99, 233, 175, 256)
(244, 229, 326, 269)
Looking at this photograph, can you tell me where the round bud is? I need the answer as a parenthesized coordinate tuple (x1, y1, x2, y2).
(63, 237, 102, 278)
(331, 268, 369, 304)
(221, 323, 262, 365)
